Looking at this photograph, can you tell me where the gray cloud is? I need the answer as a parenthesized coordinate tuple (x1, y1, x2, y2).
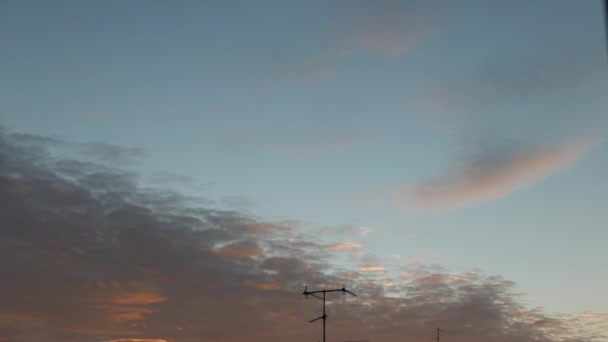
(338, 0, 434, 57)
(0, 126, 605, 341)
(409, 34, 607, 144)
(78, 142, 146, 166)
(5, 129, 146, 167)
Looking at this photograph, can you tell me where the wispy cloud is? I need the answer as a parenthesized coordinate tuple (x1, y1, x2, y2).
(194, 3, 435, 160)
(328, 242, 364, 251)
(407, 37, 608, 142)
(343, 3, 434, 57)
(274, 2, 434, 85)
(318, 225, 379, 238)
(197, 116, 365, 159)
(394, 142, 591, 211)
(359, 266, 386, 273)
(268, 131, 363, 159)
(358, 226, 375, 236)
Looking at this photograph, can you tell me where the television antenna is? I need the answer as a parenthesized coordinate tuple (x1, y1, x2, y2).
(431, 328, 444, 342)
(302, 285, 357, 342)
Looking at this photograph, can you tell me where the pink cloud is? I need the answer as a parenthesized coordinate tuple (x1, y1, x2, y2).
(395, 142, 591, 211)
(328, 242, 364, 251)
(359, 266, 386, 272)
(358, 226, 375, 236)
(349, 11, 433, 57)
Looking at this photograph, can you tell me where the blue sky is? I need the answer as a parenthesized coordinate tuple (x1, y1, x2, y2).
(1, 1, 607, 341)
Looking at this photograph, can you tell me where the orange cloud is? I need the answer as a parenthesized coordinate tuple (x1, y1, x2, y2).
(101, 339, 169, 342)
(359, 266, 385, 272)
(110, 289, 167, 305)
(243, 280, 283, 291)
(396, 142, 590, 210)
(86, 282, 167, 323)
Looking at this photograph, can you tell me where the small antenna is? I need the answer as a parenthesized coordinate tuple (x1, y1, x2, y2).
(302, 285, 357, 342)
(431, 328, 444, 342)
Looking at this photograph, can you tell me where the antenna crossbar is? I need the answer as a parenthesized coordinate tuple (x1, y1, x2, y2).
(302, 286, 356, 342)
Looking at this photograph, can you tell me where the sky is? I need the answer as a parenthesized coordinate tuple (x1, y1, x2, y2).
(1, 0, 607, 341)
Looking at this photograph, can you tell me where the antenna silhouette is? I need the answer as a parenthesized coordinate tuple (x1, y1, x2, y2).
(605, 0, 608, 66)
(431, 328, 444, 342)
(302, 285, 356, 342)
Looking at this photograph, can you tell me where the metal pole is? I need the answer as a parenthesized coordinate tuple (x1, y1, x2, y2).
(323, 291, 326, 342)
(302, 286, 356, 342)
(605, 0, 608, 67)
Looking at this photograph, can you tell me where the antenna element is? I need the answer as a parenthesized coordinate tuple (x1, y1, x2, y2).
(302, 286, 357, 342)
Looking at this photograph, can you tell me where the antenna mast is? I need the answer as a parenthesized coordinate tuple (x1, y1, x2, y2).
(431, 328, 444, 342)
(302, 285, 356, 342)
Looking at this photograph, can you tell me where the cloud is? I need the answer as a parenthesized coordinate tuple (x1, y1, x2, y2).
(328, 242, 364, 251)
(466, 42, 605, 104)
(395, 142, 590, 211)
(143, 172, 210, 195)
(194, 4, 435, 159)
(343, 3, 434, 57)
(6, 129, 146, 167)
(197, 114, 365, 159)
(268, 131, 362, 159)
(273, 1, 434, 86)
(0, 126, 606, 341)
(359, 266, 386, 273)
(102, 340, 169, 342)
(408, 36, 607, 143)
(388, 8, 605, 214)
(317, 225, 379, 238)
(278, 51, 346, 85)
(358, 226, 376, 236)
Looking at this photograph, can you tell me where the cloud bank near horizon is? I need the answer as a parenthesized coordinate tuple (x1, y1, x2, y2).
(0, 126, 605, 342)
